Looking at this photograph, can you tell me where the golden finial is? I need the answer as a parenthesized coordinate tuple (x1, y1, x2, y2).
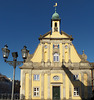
(54, 3, 57, 7)
(53, 3, 57, 13)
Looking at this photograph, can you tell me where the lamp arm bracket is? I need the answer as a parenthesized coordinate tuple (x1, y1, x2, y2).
(16, 61, 23, 66)
(5, 60, 23, 66)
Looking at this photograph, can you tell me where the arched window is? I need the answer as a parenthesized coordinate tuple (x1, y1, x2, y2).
(54, 22, 58, 32)
(53, 53, 59, 62)
(55, 22, 57, 27)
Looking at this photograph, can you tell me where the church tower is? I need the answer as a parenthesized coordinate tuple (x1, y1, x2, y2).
(51, 7, 61, 33)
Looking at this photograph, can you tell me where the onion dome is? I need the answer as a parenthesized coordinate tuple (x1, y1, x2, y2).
(52, 12, 60, 19)
(52, 7, 60, 20)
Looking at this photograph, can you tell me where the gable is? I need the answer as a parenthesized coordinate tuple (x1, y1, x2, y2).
(39, 30, 73, 41)
(30, 30, 82, 64)
(31, 42, 81, 63)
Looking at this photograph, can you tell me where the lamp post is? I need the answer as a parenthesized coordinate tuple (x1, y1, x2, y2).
(2, 45, 29, 100)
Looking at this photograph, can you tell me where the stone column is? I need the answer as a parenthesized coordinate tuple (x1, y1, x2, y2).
(41, 72, 44, 100)
(68, 43, 71, 63)
(41, 42, 44, 66)
(62, 43, 65, 63)
(48, 72, 51, 100)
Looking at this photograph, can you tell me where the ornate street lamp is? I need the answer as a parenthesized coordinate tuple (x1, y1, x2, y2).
(21, 46, 29, 60)
(2, 45, 29, 100)
(2, 44, 10, 59)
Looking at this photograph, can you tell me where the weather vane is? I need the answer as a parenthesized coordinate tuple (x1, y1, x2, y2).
(54, 3, 57, 13)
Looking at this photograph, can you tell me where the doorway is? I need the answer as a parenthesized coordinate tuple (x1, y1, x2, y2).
(53, 86, 60, 100)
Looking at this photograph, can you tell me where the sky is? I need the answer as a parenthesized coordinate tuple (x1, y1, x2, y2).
(0, 0, 94, 80)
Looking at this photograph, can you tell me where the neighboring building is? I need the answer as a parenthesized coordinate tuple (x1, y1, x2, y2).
(0, 73, 20, 99)
(0, 73, 20, 94)
(20, 7, 92, 100)
(14, 80, 20, 94)
(0, 73, 12, 93)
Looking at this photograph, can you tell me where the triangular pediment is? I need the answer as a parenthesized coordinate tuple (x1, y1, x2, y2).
(61, 31, 73, 39)
(39, 30, 73, 41)
(39, 31, 51, 40)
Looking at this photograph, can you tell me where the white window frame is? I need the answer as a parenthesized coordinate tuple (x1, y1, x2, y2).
(74, 87, 79, 96)
(33, 87, 39, 97)
(33, 74, 39, 81)
(53, 53, 59, 62)
(73, 75, 79, 81)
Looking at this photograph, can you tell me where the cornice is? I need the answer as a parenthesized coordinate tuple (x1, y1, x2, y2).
(39, 38, 72, 40)
(20, 66, 91, 70)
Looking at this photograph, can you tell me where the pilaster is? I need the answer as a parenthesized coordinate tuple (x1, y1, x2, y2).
(69, 74, 72, 99)
(29, 70, 32, 99)
(47, 42, 51, 66)
(63, 73, 66, 99)
(20, 70, 25, 99)
(47, 72, 51, 99)
(41, 42, 45, 66)
(62, 43, 65, 63)
(87, 72, 92, 99)
(68, 43, 71, 63)
(41, 72, 44, 99)
(81, 73, 84, 99)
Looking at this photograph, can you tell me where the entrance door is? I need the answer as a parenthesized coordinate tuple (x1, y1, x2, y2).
(53, 86, 60, 100)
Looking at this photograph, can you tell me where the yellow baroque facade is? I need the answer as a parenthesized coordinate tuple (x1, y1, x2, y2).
(20, 7, 92, 100)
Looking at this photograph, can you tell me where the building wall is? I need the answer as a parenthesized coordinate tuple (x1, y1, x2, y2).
(20, 69, 91, 100)
(31, 42, 81, 63)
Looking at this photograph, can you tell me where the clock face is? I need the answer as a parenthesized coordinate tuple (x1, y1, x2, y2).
(53, 75, 59, 81)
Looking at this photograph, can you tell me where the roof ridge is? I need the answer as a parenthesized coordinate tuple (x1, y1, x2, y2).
(61, 30, 73, 40)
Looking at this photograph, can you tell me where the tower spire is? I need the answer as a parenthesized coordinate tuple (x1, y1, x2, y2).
(55, 7, 56, 13)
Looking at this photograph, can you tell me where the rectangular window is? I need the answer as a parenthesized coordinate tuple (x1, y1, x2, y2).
(53, 44, 54, 48)
(57, 56, 59, 61)
(54, 56, 59, 62)
(74, 87, 79, 96)
(54, 56, 55, 61)
(34, 87, 39, 96)
(33, 75, 39, 80)
(58, 44, 59, 48)
(53, 53, 59, 62)
(73, 75, 79, 81)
